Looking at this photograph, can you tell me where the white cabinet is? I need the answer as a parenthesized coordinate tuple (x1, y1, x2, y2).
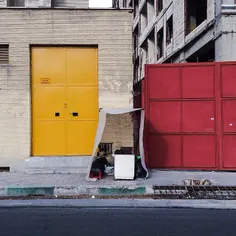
(114, 155, 135, 180)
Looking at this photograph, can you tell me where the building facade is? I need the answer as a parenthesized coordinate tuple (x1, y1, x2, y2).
(0, 0, 89, 8)
(0, 2, 133, 171)
(120, 0, 236, 93)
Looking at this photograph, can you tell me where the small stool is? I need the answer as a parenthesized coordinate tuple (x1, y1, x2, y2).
(90, 169, 102, 180)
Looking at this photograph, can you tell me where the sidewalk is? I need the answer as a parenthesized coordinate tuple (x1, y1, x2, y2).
(1, 170, 236, 197)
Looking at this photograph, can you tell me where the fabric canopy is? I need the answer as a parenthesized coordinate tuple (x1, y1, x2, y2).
(86, 108, 148, 180)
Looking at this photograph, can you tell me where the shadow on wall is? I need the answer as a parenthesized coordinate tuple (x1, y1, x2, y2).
(145, 120, 171, 169)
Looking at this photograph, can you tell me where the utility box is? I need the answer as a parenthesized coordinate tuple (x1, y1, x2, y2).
(114, 154, 135, 180)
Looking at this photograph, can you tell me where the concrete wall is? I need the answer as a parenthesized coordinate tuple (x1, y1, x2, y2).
(136, 0, 216, 77)
(0, 9, 133, 166)
(101, 114, 133, 151)
(0, 0, 6, 7)
(215, 15, 236, 61)
(156, 0, 215, 62)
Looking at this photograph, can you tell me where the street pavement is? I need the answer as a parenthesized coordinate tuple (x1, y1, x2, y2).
(0, 200, 235, 236)
(3, 170, 236, 187)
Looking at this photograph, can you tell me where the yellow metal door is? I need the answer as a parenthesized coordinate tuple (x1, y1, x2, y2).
(32, 47, 98, 156)
(32, 47, 66, 156)
(66, 47, 98, 155)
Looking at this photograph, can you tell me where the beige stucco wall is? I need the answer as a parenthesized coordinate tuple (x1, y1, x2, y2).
(0, 9, 133, 166)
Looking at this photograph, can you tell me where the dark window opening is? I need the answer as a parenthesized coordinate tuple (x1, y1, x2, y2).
(123, 0, 127, 8)
(99, 143, 113, 155)
(156, 0, 163, 15)
(148, 29, 155, 62)
(186, 42, 215, 62)
(185, 0, 207, 35)
(166, 15, 173, 45)
(7, 0, 25, 6)
(112, 0, 119, 8)
(141, 3, 148, 32)
(134, 0, 139, 17)
(157, 27, 164, 60)
(0, 167, 10, 172)
(0, 45, 9, 64)
(163, 54, 179, 63)
(51, 0, 56, 7)
(133, 26, 139, 51)
(133, 79, 141, 94)
(133, 59, 139, 86)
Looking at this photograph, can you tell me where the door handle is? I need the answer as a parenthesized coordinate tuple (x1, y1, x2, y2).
(71, 112, 78, 117)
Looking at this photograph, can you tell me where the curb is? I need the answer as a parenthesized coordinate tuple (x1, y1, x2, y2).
(0, 199, 236, 210)
(54, 185, 154, 196)
(0, 185, 154, 197)
(0, 187, 55, 197)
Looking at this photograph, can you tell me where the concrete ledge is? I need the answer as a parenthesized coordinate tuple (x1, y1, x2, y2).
(10, 156, 91, 174)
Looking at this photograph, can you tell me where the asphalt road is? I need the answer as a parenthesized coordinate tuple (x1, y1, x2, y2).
(0, 205, 235, 236)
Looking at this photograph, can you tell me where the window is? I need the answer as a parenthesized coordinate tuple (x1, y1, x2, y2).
(157, 27, 164, 59)
(123, 0, 127, 8)
(166, 15, 173, 45)
(7, 0, 25, 6)
(185, 0, 207, 35)
(0, 45, 9, 64)
(156, 0, 163, 15)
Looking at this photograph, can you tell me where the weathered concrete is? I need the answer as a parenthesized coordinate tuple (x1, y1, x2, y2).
(0, 170, 236, 198)
(0, 9, 133, 167)
(10, 156, 92, 174)
(132, 0, 236, 82)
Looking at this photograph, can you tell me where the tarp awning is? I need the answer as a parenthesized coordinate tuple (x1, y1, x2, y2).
(86, 108, 148, 180)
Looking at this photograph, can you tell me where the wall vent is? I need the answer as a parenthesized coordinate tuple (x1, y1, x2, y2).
(0, 45, 9, 64)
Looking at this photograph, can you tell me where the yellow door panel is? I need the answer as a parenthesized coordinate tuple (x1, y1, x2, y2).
(32, 47, 65, 85)
(66, 47, 98, 86)
(32, 46, 98, 157)
(67, 86, 98, 121)
(32, 47, 66, 156)
(32, 86, 65, 120)
(32, 121, 65, 156)
(66, 121, 97, 155)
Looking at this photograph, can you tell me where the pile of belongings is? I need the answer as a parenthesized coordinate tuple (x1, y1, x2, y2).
(90, 150, 114, 179)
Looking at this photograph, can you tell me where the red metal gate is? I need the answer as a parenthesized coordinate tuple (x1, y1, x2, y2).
(144, 62, 236, 170)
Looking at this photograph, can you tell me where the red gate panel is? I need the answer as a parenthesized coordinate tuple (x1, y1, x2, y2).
(148, 66, 181, 99)
(182, 135, 216, 168)
(182, 65, 215, 98)
(182, 101, 215, 133)
(223, 135, 236, 168)
(145, 62, 236, 170)
(221, 65, 236, 97)
(220, 63, 236, 170)
(222, 100, 236, 133)
(149, 101, 181, 133)
(149, 135, 181, 168)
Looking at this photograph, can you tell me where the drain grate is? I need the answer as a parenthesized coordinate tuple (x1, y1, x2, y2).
(153, 186, 236, 200)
